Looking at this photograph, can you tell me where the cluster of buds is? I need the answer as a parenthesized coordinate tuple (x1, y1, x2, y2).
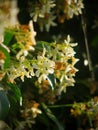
(71, 96, 98, 118)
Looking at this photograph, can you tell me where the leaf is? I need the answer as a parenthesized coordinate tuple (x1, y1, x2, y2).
(36, 41, 52, 52)
(3, 29, 14, 46)
(0, 90, 10, 120)
(37, 113, 50, 127)
(41, 103, 64, 130)
(8, 83, 22, 106)
(47, 74, 56, 91)
(0, 45, 10, 69)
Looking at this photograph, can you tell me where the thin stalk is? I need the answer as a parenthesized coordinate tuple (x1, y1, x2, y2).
(81, 14, 95, 80)
(48, 104, 73, 108)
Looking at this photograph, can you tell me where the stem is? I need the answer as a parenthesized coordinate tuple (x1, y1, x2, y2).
(48, 104, 72, 108)
(81, 14, 95, 80)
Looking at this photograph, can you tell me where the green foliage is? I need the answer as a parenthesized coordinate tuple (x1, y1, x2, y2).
(41, 103, 64, 130)
(47, 74, 56, 91)
(0, 90, 10, 120)
(3, 29, 14, 46)
(8, 83, 22, 106)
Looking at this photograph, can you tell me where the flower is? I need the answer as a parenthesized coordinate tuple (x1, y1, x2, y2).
(45, 35, 78, 94)
(29, 0, 56, 31)
(7, 59, 35, 83)
(21, 100, 42, 119)
(30, 0, 55, 22)
(65, 0, 84, 19)
(57, 0, 84, 22)
(31, 107, 42, 118)
(45, 13, 57, 32)
(33, 51, 55, 83)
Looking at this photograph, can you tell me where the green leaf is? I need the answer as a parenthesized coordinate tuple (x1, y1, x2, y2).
(37, 113, 50, 127)
(0, 90, 10, 120)
(0, 45, 10, 69)
(36, 41, 52, 51)
(8, 83, 22, 106)
(42, 103, 64, 130)
(3, 30, 14, 46)
(47, 74, 56, 91)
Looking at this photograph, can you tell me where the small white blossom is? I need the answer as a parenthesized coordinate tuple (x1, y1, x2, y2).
(31, 107, 42, 118)
(34, 55, 55, 83)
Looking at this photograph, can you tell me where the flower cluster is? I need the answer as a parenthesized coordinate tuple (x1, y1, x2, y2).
(47, 36, 78, 93)
(1, 23, 78, 104)
(0, 23, 78, 128)
(35, 36, 79, 104)
(29, 0, 56, 31)
(71, 96, 98, 116)
(4, 29, 78, 90)
(28, 0, 84, 31)
(56, 0, 84, 23)
(71, 96, 98, 129)
(21, 100, 42, 119)
(12, 100, 42, 130)
(6, 20, 36, 60)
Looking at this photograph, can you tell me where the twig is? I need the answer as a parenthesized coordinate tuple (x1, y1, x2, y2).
(81, 13, 95, 80)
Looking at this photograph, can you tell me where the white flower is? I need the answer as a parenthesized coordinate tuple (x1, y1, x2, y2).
(31, 107, 42, 118)
(7, 60, 35, 83)
(64, 35, 78, 47)
(45, 14, 57, 32)
(64, 0, 84, 19)
(33, 54, 55, 83)
(7, 64, 25, 82)
(31, 0, 55, 22)
(16, 50, 28, 60)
